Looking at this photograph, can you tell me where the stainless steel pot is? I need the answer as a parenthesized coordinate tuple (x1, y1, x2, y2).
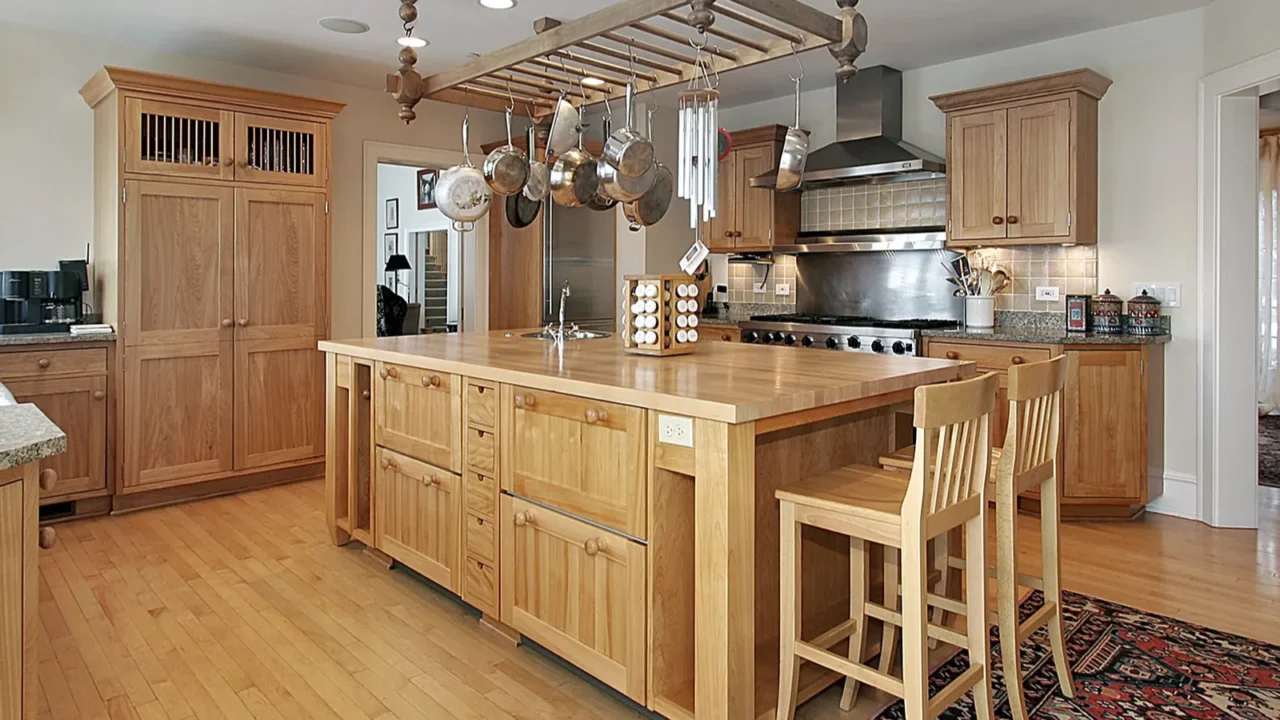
(482, 107, 529, 196)
(603, 81, 655, 179)
(523, 124, 550, 201)
(549, 131, 598, 208)
(775, 76, 809, 191)
(623, 110, 673, 229)
(586, 116, 619, 212)
(435, 113, 492, 232)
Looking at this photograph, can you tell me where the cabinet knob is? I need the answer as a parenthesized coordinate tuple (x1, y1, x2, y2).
(584, 538, 607, 556)
(93, 390, 106, 401)
(361, 390, 371, 400)
(945, 351, 960, 360)
(722, 333, 731, 341)
(379, 457, 389, 469)
(1007, 215, 1019, 225)
(387, 456, 399, 470)
(221, 319, 234, 328)
(37, 358, 50, 369)
(515, 393, 535, 409)
(584, 408, 609, 424)
(39, 527, 57, 550)
(378, 367, 388, 379)
(39, 468, 57, 492)
(422, 374, 441, 387)
(514, 511, 532, 527)
(386, 366, 399, 379)
(237, 318, 249, 327)
(423, 474, 438, 486)
(992, 216, 1005, 225)
(1011, 355, 1025, 365)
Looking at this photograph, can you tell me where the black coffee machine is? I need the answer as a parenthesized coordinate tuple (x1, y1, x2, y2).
(1, 268, 84, 335)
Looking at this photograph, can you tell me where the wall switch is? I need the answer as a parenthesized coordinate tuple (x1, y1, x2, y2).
(657, 414, 694, 448)
(775, 282, 791, 296)
(1132, 282, 1182, 308)
(1035, 286, 1060, 301)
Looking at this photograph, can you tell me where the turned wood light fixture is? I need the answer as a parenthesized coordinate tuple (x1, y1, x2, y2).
(386, 0, 869, 122)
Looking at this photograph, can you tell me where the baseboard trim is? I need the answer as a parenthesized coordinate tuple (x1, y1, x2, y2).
(1146, 471, 1198, 520)
(111, 460, 323, 514)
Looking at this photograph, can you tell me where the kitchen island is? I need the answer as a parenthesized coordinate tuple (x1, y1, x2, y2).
(319, 331, 973, 720)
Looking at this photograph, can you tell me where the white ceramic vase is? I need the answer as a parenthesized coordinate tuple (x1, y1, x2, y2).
(965, 295, 995, 328)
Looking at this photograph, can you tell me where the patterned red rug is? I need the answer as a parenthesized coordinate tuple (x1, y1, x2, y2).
(871, 590, 1280, 719)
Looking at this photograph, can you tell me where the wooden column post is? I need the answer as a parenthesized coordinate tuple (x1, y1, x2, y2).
(324, 352, 351, 546)
(694, 418, 756, 719)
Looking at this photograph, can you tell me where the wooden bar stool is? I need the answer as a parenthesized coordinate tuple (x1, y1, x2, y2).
(775, 372, 999, 720)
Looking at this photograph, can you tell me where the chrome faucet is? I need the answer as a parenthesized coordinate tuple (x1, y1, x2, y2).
(558, 280, 571, 334)
(544, 280, 577, 345)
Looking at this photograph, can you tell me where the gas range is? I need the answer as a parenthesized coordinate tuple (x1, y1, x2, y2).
(738, 313, 961, 356)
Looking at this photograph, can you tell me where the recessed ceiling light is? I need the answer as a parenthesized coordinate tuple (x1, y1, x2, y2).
(479, 0, 517, 9)
(397, 36, 429, 48)
(319, 17, 370, 34)
(581, 77, 606, 87)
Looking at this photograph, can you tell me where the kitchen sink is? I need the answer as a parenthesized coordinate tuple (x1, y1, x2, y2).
(519, 329, 612, 341)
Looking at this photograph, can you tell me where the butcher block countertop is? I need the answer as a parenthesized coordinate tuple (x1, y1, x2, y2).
(319, 331, 974, 424)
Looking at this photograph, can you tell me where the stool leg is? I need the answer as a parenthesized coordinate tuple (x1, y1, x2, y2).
(776, 501, 802, 720)
(840, 537, 870, 711)
(1041, 475, 1075, 698)
(996, 481, 1030, 720)
(928, 533, 949, 650)
(900, 532, 930, 720)
(879, 547, 900, 676)
(965, 514, 996, 720)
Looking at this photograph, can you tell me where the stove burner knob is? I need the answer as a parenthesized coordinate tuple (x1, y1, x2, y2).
(871, 339, 885, 353)
(801, 335, 815, 347)
(742, 331, 758, 343)
(768, 332, 784, 344)
(784, 334, 797, 346)
(892, 341, 906, 355)
(848, 336, 862, 349)
(825, 337, 839, 349)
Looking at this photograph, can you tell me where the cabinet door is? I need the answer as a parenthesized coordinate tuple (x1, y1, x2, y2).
(703, 152, 737, 251)
(5, 376, 107, 500)
(1064, 350, 1144, 499)
(0, 479, 24, 720)
(375, 448, 461, 592)
(235, 337, 325, 470)
(376, 363, 462, 472)
(124, 98, 235, 180)
(500, 495, 646, 703)
(234, 188, 326, 341)
(124, 181, 235, 346)
(948, 110, 1008, 242)
(504, 386, 646, 538)
(123, 342, 233, 491)
(1007, 99, 1072, 239)
(736, 144, 779, 248)
(234, 113, 328, 187)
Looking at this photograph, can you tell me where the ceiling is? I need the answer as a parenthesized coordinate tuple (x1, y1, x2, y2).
(1, 0, 1212, 107)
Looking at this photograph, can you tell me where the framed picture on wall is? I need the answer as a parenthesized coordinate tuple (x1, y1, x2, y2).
(417, 169, 439, 210)
(386, 198, 400, 229)
(384, 232, 398, 260)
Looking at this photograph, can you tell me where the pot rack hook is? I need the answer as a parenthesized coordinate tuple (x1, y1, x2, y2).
(788, 42, 804, 83)
(627, 38, 638, 83)
(504, 79, 516, 113)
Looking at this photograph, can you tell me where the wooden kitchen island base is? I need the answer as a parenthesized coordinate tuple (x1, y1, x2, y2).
(322, 333, 972, 720)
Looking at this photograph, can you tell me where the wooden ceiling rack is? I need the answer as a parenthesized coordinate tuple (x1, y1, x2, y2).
(387, 0, 867, 120)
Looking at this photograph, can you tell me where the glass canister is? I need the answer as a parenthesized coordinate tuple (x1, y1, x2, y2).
(1126, 289, 1163, 335)
(1090, 289, 1123, 334)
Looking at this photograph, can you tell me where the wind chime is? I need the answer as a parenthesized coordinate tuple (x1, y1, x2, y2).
(676, 40, 720, 231)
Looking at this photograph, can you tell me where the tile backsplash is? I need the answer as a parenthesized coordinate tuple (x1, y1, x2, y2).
(973, 245, 1098, 312)
(726, 255, 797, 308)
(801, 179, 947, 232)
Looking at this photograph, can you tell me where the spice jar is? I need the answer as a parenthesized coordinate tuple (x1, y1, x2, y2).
(1090, 289, 1123, 334)
(1126, 289, 1163, 336)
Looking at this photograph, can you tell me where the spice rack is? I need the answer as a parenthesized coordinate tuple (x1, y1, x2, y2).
(622, 274, 701, 356)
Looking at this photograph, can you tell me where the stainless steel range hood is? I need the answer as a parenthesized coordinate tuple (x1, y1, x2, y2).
(750, 66, 944, 189)
(772, 227, 947, 254)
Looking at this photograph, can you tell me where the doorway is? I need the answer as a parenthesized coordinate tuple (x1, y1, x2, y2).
(375, 162, 460, 336)
(1258, 95, 1280, 490)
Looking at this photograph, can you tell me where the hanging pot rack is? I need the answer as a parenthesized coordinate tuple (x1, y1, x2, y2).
(387, 0, 868, 121)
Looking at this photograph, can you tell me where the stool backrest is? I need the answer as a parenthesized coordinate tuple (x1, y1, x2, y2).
(907, 372, 1000, 517)
(996, 355, 1066, 491)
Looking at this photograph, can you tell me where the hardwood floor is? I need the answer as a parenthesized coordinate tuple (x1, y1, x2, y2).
(33, 481, 1280, 720)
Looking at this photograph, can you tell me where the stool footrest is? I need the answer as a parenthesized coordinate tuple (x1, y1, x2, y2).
(865, 602, 969, 647)
(927, 665, 985, 720)
(794, 640, 905, 698)
(1016, 601, 1057, 644)
(810, 618, 859, 650)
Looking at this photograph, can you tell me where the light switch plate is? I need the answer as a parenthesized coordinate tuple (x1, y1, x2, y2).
(1132, 282, 1182, 308)
(1035, 286, 1060, 301)
(657, 414, 694, 448)
(775, 282, 791, 296)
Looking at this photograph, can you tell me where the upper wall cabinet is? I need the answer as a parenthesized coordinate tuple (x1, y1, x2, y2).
(703, 125, 801, 253)
(234, 113, 328, 188)
(125, 98, 236, 180)
(932, 69, 1111, 247)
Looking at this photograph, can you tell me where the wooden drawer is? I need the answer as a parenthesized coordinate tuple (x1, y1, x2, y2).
(375, 448, 461, 592)
(465, 512, 497, 562)
(465, 470, 497, 518)
(0, 348, 107, 381)
(466, 380, 498, 428)
(926, 341, 1052, 372)
(701, 323, 742, 343)
(463, 554, 497, 616)
(376, 363, 461, 472)
(466, 426, 496, 474)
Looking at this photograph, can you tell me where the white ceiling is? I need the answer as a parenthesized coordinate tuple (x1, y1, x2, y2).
(1, 0, 1211, 106)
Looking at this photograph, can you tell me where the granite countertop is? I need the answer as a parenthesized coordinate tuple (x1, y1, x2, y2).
(921, 326, 1172, 345)
(0, 331, 116, 347)
(0, 404, 67, 472)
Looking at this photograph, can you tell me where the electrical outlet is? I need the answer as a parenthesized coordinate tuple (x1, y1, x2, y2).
(1035, 286, 1060, 301)
(657, 414, 694, 448)
(753, 283, 767, 294)
(775, 282, 791, 296)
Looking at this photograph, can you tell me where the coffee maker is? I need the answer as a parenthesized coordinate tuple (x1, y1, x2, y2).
(1, 269, 84, 334)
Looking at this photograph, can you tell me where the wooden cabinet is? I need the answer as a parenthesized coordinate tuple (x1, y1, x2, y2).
(325, 355, 374, 547)
(235, 337, 325, 469)
(233, 188, 326, 340)
(500, 494, 647, 703)
(503, 385, 647, 538)
(702, 125, 801, 252)
(5, 376, 108, 500)
(234, 113, 328, 188)
(461, 379, 500, 616)
(700, 323, 742, 343)
(932, 69, 1111, 247)
(376, 363, 462, 473)
(0, 465, 40, 719)
(124, 98, 235, 181)
(375, 448, 461, 592)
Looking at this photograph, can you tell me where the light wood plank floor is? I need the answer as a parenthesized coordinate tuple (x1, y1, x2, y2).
(34, 481, 1280, 720)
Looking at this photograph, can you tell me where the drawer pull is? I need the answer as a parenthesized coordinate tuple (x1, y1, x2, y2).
(221, 318, 234, 328)
(992, 216, 1005, 225)
(386, 366, 399, 379)
(945, 351, 960, 360)
(422, 374, 441, 387)
(1007, 215, 1019, 225)
(584, 537, 608, 556)
(39, 468, 57, 492)
(37, 358, 50, 369)
(93, 390, 106, 401)
(722, 333, 731, 341)
(477, 386, 487, 394)
(1011, 355, 1026, 365)
(378, 367, 389, 379)
(361, 390, 371, 400)
(515, 393, 536, 409)
(584, 408, 609, 424)
(514, 510, 533, 527)
(39, 527, 57, 550)
(380, 456, 399, 470)
(475, 429, 486, 439)
(422, 473, 438, 486)
(474, 516, 486, 527)
(238, 318, 249, 327)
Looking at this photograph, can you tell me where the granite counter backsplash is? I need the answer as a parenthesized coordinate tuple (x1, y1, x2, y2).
(923, 311, 1172, 345)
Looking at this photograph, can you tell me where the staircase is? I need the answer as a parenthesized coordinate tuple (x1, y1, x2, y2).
(422, 256, 448, 330)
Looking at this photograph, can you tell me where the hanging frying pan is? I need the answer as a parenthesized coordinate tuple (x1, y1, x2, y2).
(505, 191, 541, 229)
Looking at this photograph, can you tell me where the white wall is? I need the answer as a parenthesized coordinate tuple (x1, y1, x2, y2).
(1204, 0, 1280, 73)
(0, 21, 503, 339)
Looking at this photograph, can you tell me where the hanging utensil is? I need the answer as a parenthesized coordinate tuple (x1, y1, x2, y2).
(587, 110, 619, 212)
(775, 46, 809, 192)
(624, 107, 674, 230)
(483, 92, 530, 196)
(523, 122, 549, 201)
(435, 109, 492, 232)
(505, 191, 541, 229)
(549, 124, 599, 208)
(546, 90, 580, 157)
(603, 56, 655, 178)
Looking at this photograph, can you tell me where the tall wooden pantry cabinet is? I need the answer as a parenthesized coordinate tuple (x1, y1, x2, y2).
(80, 67, 343, 510)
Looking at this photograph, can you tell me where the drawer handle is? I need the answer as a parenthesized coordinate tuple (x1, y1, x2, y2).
(584, 408, 609, 424)
(380, 456, 399, 470)
(477, 386, 487, 394)
(515, 393, 536, 409)
(386, 366, 399, 379)
(423, 473, 438, 486)
(474, 516, 485, 527)
(37, 358, 50, 369)
(93, 390, 106, 401)
(1011, 355, 1026, 365)
(39, 527, 57, 550)
(361, 390, 371, 400)
(39, 468, 58, 492)
(238, 318, 249, 327)
(475, 429, 486, 439)
(378, 367, 389, 380)
(945, 351, 960, 360)
(422, 374, 441, 387)
(1007, 215, 1019, 225)
(722, 333, 731, 341)
(992, 216, 1005, 225)
(584, 537, 608, 556)
(514, 510, 533, 527)
(221, 318, 234, 328)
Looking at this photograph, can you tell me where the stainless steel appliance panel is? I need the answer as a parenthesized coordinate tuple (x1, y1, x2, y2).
(796, 249, 963, 322)
(543, 202, 614, 328)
